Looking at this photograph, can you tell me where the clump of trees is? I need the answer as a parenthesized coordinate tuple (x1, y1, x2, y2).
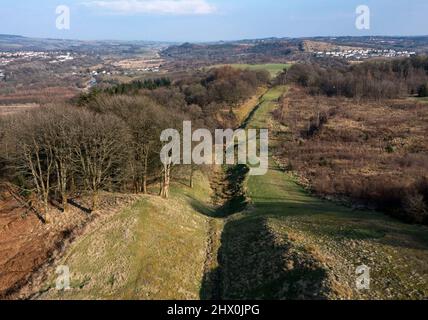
(3, 106, 131, 217)
(178, 66, 270, 110)
(77, 78, 171, 105)
(86, 94, 179, 194)
(404, 177, 428, 223)
(284, 56, 428, 100)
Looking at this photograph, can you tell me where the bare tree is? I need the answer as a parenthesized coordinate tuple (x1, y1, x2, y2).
(14, 110, 56, 215)
(72, 110, 131, 210)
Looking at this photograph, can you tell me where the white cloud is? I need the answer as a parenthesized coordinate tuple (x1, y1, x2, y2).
(82, 0, 217, 15)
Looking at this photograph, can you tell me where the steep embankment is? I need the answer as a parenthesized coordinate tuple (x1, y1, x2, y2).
(32, 172, 214, 300)
(210, 86, 428, 299)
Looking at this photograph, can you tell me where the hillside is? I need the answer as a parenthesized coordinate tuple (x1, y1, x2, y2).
(28, 172, 213, 300)
(18, 85, 428, 300)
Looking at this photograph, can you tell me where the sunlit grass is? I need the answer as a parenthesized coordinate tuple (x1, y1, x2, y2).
(207, 63, 291, 77)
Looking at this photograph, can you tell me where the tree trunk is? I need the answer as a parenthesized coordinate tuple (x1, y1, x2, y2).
(189, 166, 194, 189)
(91, 191, 98, 211)
(143, 152, 149, 194)
(160, 163, 171, 199)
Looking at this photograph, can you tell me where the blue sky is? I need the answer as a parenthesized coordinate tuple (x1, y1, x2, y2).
(1, 0, 427, 42)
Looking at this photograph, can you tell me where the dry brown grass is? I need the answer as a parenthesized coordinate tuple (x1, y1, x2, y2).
(302, 40, 364, 53)
(0, 103, 39, 116)
(0, 87, 78, 105)
(274, 86, 428, 222)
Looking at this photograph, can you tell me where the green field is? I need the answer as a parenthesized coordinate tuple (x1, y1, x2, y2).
(407, 96, 428, 104)
(209, 63, 291, 77)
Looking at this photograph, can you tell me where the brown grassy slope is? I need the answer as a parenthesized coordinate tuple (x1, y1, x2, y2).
(0, 184, 141, 299)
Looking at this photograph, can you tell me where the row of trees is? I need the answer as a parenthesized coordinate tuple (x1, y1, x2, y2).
(284, 56, 428, 100)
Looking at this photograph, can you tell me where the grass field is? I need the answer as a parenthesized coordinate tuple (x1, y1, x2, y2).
(407, 96, 428, 104)
(209, 63, 291, 77)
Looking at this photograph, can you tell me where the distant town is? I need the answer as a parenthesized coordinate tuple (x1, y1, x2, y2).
(315, 48, 417, 61)
(0, 49, 164, 86)
(0, 51, 75, 66)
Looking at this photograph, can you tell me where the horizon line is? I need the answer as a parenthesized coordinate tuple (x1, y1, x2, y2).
(3, 33, 428, 45)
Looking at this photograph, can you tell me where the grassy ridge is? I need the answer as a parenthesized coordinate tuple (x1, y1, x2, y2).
(228, 64, 291, 77)
(217, 86, 428, 299)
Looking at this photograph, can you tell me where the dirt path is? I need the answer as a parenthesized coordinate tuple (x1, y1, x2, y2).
(200, 218, 223, 300)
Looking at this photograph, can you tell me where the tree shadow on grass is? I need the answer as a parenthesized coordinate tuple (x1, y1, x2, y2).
(200, 216, 332, 300)
(68, 198, 92, 214)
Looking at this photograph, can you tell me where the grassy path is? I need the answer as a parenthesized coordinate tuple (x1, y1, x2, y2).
(215, 86, 428, 299)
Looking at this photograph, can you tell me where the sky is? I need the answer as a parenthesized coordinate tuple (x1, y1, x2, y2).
(1, 0, 427, 42)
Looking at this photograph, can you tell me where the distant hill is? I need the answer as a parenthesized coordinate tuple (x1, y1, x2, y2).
(160, 35, 428, 68)
(2, 34, 427, 58)
(0, 34, 170, 54)
(161, 38, 302, 66)
(305, 36, 428, 53)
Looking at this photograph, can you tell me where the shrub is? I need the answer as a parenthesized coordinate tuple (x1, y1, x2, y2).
(418, 83, 428, 97)
(403, 193, 428, 224)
